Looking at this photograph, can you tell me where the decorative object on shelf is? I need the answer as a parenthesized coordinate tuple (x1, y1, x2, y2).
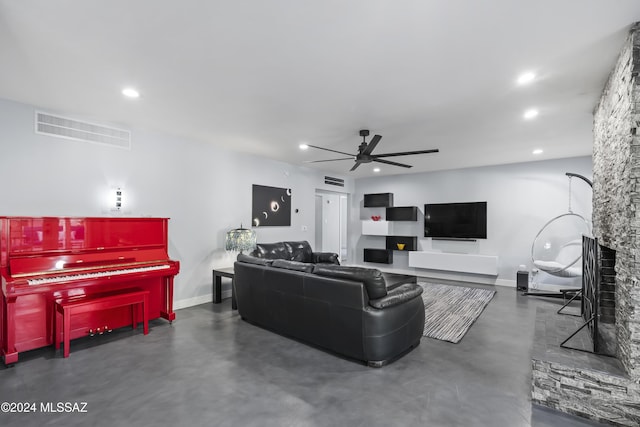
(386, 236, 417, 251)
(252, 184, 292, 227)
(396, 243, 406, 250)
(371, 215, 382, 221)
(225, 224, 257, 254)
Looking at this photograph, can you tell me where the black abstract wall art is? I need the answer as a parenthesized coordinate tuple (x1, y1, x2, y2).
(252, 184, 292, 227)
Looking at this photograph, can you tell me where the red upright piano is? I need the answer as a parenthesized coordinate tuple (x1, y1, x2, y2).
(0, 217, 180, 365)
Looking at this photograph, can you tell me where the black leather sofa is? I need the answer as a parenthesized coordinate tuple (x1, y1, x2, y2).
(234, 241, 425, 367)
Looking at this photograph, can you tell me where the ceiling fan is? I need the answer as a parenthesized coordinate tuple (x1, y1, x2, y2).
(304, 130, 439, 171)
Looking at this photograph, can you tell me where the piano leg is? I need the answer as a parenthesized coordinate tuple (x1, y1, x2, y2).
(160, 276, 176, 323)
(2, 295, 19, 365)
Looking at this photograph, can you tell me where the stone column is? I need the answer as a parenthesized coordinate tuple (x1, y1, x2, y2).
(593, 23, 640, 379)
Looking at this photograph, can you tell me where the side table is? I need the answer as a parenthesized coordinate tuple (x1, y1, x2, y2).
(212, 267, 236, 310)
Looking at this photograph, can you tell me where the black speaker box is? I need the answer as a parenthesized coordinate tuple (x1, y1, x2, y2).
(516, 271, 528, 292)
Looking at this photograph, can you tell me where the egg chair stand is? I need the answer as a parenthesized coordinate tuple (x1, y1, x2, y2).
(522, 288, 583, 316)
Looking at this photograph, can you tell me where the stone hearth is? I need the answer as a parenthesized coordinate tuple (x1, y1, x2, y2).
(531, 306, 640, 426)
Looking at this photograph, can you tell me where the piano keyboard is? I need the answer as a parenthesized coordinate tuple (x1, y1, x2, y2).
(27, 264, 172, 286)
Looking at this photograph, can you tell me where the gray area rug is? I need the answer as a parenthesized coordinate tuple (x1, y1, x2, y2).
(418, 282, 496, 343)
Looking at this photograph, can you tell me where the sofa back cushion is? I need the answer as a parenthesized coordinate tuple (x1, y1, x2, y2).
(312, 265, 387, 299)
(252, 242, 289, 259)
(271, 259, 315, 273)
(283, 241, 313, 263)
(237, 253, 274, 266)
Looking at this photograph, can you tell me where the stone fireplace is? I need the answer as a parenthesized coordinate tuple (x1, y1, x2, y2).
(531, 22, 640, 426)
(593, 21, 640, 379)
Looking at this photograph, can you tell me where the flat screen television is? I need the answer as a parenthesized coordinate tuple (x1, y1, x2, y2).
(424, 202, 487, 239)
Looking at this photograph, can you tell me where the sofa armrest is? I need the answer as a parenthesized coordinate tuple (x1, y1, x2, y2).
(369, 283, 423, 309)
(312, 252, 340, 265)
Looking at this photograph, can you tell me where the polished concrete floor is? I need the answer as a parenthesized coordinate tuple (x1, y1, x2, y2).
(0, 283, 606, 427)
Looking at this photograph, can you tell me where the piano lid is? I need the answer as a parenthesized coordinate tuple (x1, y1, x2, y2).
(0, 217, 172, 276)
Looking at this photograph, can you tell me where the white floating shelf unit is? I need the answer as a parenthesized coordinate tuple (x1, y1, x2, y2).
(408, 251, 498, 276)
(362, 220, 392, 236)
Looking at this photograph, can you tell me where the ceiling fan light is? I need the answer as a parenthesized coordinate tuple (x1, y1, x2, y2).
(299, 144, 309, 150)
(373, 167, 380, 172)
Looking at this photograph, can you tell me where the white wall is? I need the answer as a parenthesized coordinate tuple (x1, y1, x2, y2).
(351, 157, 593, 286)
(0, 98, 353, 307)
(1, 97, 594, 296)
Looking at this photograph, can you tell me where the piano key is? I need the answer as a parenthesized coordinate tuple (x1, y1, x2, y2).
(27, 264, 171, 285)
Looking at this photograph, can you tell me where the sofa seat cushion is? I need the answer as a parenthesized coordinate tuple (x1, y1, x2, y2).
(271, 259, 315, 273)
(253, 242, 289, 259)
(312, 265, 387, 300)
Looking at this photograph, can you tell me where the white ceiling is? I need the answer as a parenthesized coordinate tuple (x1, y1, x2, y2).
(1, 1, 639, 177)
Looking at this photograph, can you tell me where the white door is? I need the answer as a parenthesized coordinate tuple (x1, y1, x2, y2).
(315, 191, 349, 263)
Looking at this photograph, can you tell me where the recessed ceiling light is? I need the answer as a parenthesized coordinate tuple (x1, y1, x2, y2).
(299, 144, 309, 150)
(122, 88, 140, 98)
(517, 72, 536, 85)
(532, 149, 543, 155)
(523, 108, 539, 119)
(373, 167, 380, 173)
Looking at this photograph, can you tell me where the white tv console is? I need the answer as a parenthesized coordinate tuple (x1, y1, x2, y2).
(408, 251, 498, 276)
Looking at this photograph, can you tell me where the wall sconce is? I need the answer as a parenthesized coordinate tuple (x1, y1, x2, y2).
(111, 187, 123, 212)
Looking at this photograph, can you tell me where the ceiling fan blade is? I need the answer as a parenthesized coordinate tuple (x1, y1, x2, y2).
(373, 158, 412, 168)
(304, 157, 353, 163)
(361, 135, 381, 155)
(372, 149, 439, 158)
(350, 162, 363, 171)
(306, 144, 355, 157)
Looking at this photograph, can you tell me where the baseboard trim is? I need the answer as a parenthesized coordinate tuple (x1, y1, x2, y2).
(174, 290, 232, 310)
(494, 278, 516, 288)
(174, 294, 211, 310)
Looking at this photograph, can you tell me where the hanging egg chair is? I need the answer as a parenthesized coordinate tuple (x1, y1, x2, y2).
(531, 213, 590, 277)
(530, 173, 592, 279)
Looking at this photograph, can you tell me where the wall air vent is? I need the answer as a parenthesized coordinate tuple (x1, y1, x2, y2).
(35, 111, 131, 149)
(324, 176, 344, 187)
